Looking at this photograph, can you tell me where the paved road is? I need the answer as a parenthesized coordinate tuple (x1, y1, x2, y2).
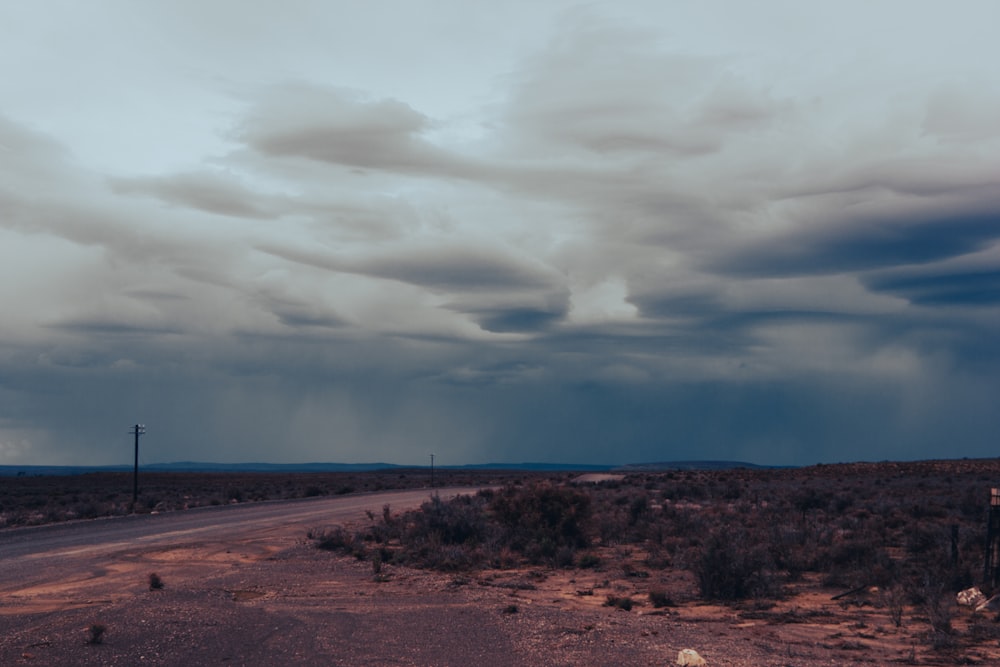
(0, 487, 474, 590)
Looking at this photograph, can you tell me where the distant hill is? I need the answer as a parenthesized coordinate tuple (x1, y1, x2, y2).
(0, 459, 780, 477)
(614, 460, 787, 471)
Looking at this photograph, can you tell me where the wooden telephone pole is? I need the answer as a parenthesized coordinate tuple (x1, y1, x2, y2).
(130, 424, 146, 508)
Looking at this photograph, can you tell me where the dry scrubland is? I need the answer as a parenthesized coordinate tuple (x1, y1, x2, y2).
(313, 459, 1000, 662)
(5, 460, 1000, 664)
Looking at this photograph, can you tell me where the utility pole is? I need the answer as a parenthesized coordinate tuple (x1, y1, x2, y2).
(130, 424, 146, 508)
(430, 453, 435, 488)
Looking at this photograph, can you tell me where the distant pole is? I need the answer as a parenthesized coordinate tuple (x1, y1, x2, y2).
(130, 424, 146, 507)
(430, 453, 435, 488)
(986, 488, 1000, 589)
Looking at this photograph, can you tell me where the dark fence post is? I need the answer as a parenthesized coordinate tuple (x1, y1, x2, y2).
(983, 489, 1000, 590)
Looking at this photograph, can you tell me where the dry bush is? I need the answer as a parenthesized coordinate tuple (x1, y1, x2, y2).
(693, 527, 780, 601)
(490, 482, 592, 564)
(604, 594, 634, 611)
(86, 623, 106, 645)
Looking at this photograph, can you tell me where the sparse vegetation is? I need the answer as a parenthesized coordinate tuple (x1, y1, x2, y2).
(648, 588, 673, 608)
(86, 623, 106, 645)
(308, 459, 1000, 656)
(604, 594, 634, 611)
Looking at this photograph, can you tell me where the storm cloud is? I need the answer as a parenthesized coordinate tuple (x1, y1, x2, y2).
(1, 2, 998, 467)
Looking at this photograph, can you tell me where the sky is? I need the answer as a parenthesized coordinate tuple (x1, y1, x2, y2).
(1, 1, 998, 467)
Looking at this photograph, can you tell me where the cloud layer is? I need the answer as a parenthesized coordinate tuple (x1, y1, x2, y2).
(1, 3, 998, 466)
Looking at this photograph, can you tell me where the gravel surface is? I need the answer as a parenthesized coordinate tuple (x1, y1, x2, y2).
(0, 544, 962, 666)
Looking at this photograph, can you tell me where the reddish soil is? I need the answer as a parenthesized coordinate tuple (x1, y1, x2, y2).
(2, 534, 998, 665)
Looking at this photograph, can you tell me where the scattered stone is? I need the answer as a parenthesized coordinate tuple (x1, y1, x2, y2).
(677, 648, 707, 666)
(957, 586, 987, 608)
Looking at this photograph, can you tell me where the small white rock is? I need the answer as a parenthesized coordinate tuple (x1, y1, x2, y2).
(957, 586, 987, 608)
(677, 648, 707, 666)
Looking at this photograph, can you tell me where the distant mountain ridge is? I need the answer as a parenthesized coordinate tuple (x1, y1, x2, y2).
(615, 460, 785, 471)
(0, 459, 776, 476)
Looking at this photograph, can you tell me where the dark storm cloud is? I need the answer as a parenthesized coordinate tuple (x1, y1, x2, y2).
(627, 289, 723, 320)
(471, 307, 564, 333)
(363, 247, 560, 292)
(44, 319, 184, 337)
(256, 240, 572, 333)
(258, 242, 562, 293)
(255, 293, 348, 330)
(449, 290, 571, 333)
(711, 210, 1000, 278)
(864, 267, 1000, 307)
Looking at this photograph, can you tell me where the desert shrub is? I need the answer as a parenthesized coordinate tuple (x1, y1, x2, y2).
(693, 528, 779, 601)
(604, 594, 634, 611)
(87, 623, 106, 645)
(820, 534, 894, 589)
(648, 589, 673, 608)
(879, 584, 906, 628)
(382, 494, 494, 571)
(794, 488, 832, 515)
(967, 615, 1000, 642)
(597, 510, 627, 546)
(148, 572, 164, 590)
(554, 546, 577, 568)
(905, 525, 949, 566)
(312, 482, 598, 571)
(490, 482, 592, 564)
(407, 494, 490, 547)
(312, 526, 367, 559)
(644, 542, 671, 569)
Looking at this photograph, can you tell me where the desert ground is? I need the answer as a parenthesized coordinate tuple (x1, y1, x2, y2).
(2, 462, 1000, 665)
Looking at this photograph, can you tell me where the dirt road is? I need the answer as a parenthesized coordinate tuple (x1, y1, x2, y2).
(0, 487, 538, 666)
(0, 488, 471, 609)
